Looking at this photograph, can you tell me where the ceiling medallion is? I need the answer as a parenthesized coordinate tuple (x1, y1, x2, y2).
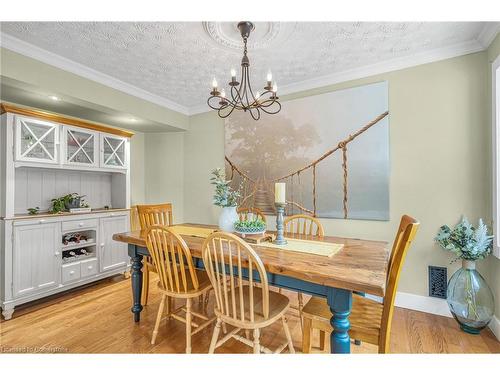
(207, 21, 281, 121)
(203, 21, 282, 51)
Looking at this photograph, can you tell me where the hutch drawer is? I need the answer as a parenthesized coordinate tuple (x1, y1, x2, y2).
(62, 218, 99, 231)
(80, 258, 98, 278)
(62, 262, 81, 284)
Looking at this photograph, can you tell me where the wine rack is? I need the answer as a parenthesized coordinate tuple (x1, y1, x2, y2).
(61, 229, 97, 264)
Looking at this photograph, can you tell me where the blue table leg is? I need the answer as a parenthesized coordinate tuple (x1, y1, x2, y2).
(327, 287, 352, 353)
(128, 244, 143, 323)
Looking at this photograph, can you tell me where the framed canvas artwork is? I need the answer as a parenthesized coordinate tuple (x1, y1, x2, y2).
(225, 81, 389, 220)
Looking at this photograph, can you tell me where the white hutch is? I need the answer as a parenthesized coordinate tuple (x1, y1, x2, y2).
(0, 103, 132, 320)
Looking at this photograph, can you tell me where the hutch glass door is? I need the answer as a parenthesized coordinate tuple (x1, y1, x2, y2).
(16, 116, 59, 164)
(101, 135, 127, 169)
(64, 127, 97, 166)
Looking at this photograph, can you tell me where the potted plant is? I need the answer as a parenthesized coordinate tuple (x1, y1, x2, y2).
(50, 193, 88, 213)
(234, 218, 266, 237)
(435, 216, 495, 334)
(210, 168, 240, 232)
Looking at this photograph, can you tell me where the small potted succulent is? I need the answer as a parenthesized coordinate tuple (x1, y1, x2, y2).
(435, 216, 495, 334)
(210, 168, 240, 232)
(234, 218, 266, 237)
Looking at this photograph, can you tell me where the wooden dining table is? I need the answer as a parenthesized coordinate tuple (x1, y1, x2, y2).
(113, 223, 389, 354)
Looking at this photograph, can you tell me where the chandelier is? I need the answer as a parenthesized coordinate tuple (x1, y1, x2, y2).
(207, 21, 281, 120)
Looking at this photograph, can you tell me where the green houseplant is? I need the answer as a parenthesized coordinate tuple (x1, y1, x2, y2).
(210, 168, 240, 232)
(50, 193, 88, 213)
(234, 218, 266, 234)
(435, 216, 495, 334)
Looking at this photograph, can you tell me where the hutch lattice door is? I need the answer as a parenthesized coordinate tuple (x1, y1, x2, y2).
(100, 134, 127, 169)
(63, 126, 98, 166)
(15, 116, 59, 164)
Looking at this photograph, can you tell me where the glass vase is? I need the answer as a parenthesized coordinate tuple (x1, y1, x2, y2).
(446, 260, 494, 334)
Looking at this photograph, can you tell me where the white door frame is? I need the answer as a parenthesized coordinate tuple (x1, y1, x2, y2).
(492, 55, 500, 259)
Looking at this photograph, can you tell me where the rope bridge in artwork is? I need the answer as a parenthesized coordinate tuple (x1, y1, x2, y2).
(225, 111, 389, 218)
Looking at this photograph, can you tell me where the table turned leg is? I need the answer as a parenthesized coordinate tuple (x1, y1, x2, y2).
(326, 287, 352, 354)
(128, 244, 144, 323)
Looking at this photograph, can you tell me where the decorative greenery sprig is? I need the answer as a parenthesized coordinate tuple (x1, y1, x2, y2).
(210, 168, 240, 208)
(435, 216, 493, 262)
(234, 219, 266, 233)
(27, 207, 40, 215)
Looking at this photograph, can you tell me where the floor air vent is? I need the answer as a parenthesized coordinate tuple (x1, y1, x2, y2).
(428, 266, 447, 299)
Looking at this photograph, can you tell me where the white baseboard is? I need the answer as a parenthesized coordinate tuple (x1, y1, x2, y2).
(395, 292, 452, 317)
(488, 315, 500, 341)
(395, 291, 500, 342)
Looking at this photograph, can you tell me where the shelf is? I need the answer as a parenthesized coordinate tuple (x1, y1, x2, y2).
(5, 208, 130, 221)
(62, 241, 96, 251)
(62, 256, 97, 265)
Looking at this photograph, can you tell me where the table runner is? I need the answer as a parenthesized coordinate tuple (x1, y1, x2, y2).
(258, 238, 343, 257)
(170, 226, 343, 257)
(170, 225, 217, 238)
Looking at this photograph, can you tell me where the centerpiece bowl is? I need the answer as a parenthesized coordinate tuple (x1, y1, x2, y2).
(234, 219, 267, 238)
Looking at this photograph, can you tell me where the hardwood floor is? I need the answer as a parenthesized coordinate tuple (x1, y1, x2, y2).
(1, 275, 499, 354)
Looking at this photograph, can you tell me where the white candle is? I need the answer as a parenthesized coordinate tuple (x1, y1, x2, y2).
(275, 183, 286, 204)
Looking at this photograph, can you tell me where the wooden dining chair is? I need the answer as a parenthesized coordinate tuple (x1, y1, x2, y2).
(137, 203, 174, 306)
(202, 232, 295, 354)
(145, 225, 215, 353)
(130, 205, 141, 232)
(301, 215, 419, 354)
(283, 214, 324, 237)
(280, 214, 325, 330)
(137, 203, 174, 228)
(237, 207, 266, 222)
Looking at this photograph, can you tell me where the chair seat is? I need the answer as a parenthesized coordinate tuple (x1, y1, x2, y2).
(215, 285, 291, 329)
(302, 294, 383, 345)
(157, 268, 212, 298)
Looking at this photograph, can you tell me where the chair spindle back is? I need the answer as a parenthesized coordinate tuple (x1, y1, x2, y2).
(137, 203, 173, 230)
(145, 225, 199, 294)
(237, 207, 266, 223)
(202, 232, 269, 323)
(283, 214, 324, 237)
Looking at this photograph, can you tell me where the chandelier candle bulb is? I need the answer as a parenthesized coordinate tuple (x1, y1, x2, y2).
(231, 68, 236, 78)
(275, 182, 286, 204)
(267, 70, 273, 84)
(212, 78, 218, 89)
(272, 82, 278, 93)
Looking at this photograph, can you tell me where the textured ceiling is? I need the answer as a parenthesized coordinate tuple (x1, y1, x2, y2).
(0, 22, 489, 109)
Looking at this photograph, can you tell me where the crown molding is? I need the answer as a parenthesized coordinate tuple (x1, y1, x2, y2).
(0, 32, 190, 116)
(189, 38, 486, 115)
(477, 22, 500, 49)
